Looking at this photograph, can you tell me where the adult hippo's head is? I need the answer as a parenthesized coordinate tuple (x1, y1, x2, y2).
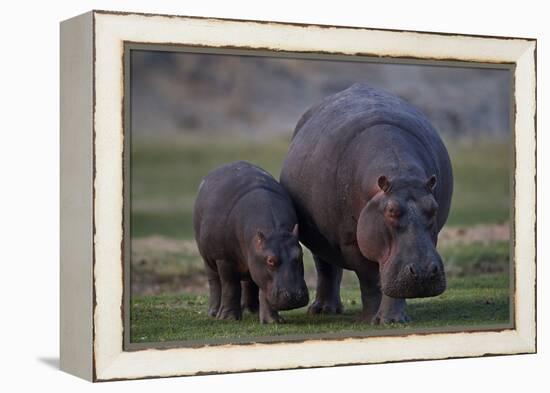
(357, 175, 446, 298)
(249, 225, 309, 310)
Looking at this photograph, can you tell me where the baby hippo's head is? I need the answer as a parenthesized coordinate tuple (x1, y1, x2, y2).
(250, 225, 309, 311)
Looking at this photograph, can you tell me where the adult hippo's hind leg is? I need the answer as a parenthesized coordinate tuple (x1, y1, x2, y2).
(308, 255, 343, 315)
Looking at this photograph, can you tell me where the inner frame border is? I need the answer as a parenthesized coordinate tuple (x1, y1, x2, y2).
(122, 42, 517, 351)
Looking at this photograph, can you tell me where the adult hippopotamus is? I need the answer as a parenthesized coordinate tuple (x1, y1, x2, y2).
(193, 161, 309, 323)
(280, 83, 453, 324)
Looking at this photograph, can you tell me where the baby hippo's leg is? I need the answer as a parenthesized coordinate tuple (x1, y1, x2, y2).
(215, 259, 242, 320)
(259, 289, 284, 324)
(205, 264, 221, 317)
(241, 280, 259, 313)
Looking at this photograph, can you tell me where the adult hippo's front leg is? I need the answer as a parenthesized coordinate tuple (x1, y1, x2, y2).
(372, 296, 409, 324)
(308, 255, 344, 315)
(356, 269, 409, 324)
(346, 246, 410, 324)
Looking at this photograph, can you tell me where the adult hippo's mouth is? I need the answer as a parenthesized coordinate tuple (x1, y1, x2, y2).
(380, 255, 447, 298)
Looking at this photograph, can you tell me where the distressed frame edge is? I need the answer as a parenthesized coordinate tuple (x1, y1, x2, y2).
(91, 8, 538, 42)
(90, 11, 537, 382)
(512, 40, 537, 353)
(59, 11, 95, 381)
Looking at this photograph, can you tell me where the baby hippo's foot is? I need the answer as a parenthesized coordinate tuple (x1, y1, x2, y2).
(259, 307, 285, 324)
(259, 289, 285, 324)
(216, 306, 242, 321)
(308, 298, 343, 315)
(371, 296, 410, 325)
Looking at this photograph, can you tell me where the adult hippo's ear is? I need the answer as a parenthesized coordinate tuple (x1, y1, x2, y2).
(426, 175, 437, 192)
(377, 175, 391, 193)
(292, 224, 299, 238)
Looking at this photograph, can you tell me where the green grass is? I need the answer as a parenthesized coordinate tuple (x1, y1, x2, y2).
(130, 273, 510, 344)
(131, 136, 511, 238)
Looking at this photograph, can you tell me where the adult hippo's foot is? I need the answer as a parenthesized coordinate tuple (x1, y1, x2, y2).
(308, 256, 344, 315)
(216, 306, 242, 320)
(371, 296, 410, 325)
(308, 298, 343, 315)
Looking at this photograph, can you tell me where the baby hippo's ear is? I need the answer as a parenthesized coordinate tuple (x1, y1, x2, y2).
(426, 175, 437, 192)
(292, 224, 299, 238)
(256, 230, 266, 249)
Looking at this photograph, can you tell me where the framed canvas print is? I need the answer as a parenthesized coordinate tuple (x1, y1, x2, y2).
(60, 10, 537, 382)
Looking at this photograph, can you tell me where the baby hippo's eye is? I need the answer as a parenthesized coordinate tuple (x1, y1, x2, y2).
(424, 201, 439, 219)
(266, 256, 278, 268)
(426, 207, 437, 218)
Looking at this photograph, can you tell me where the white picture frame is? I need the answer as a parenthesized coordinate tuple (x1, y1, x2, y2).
(60, 10, 536, 382)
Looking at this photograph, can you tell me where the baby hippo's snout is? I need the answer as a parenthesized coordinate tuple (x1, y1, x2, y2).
(271, 283, 309, 311)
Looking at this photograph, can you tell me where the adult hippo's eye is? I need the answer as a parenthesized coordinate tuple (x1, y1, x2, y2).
(424, 205, 438, 228)
(385, 201, 403, 220)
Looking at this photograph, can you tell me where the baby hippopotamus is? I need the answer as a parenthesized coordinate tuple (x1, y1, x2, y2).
(193, 161, 309, 323)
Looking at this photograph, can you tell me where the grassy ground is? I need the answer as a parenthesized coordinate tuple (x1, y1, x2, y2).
(130, 274, 509, 343)
(129, 136, 511, 344)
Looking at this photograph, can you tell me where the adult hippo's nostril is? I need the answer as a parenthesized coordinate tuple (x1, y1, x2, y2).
(406, 264, 417, 278)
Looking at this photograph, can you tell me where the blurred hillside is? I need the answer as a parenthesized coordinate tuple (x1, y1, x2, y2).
(131, 50, 511, 140)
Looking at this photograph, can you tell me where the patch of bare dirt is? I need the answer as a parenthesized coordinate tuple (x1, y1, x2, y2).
(438, 222, 510, 247)
(130, 223, 510, 296)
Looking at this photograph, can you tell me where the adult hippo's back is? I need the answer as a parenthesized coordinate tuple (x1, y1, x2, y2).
(280, 83, 453, 324)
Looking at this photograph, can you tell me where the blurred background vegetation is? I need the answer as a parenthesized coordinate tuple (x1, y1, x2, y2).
(129, 50, 512, 343)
